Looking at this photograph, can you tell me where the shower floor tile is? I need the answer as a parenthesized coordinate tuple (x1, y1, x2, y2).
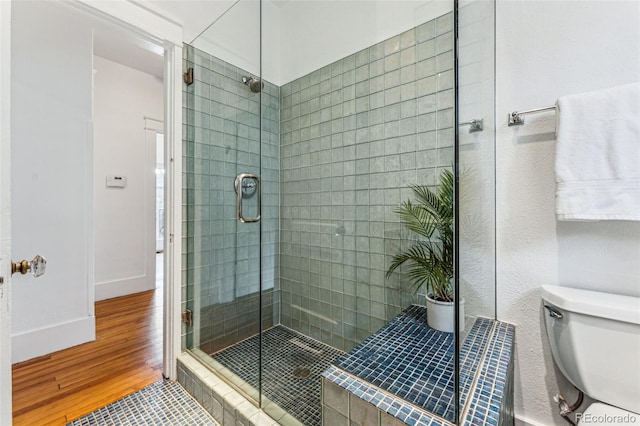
(67, 380, 218, 426)
(211, 325, 345, 426)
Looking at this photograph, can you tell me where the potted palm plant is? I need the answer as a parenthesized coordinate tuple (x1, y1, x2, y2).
(385, 168, 464, 333)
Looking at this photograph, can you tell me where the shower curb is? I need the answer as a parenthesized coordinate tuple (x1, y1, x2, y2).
(178, 353, 287, 426)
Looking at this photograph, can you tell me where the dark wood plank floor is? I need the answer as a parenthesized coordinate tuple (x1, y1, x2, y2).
(12, 289, 163, 425)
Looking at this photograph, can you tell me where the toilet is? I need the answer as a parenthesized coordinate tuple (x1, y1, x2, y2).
(541, 285, 640, 424)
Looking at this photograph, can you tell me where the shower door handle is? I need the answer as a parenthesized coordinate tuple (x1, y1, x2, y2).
(235, 173, 261, 223)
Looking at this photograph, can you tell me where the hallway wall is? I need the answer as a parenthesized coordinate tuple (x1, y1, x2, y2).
(93, 56, 164, 301)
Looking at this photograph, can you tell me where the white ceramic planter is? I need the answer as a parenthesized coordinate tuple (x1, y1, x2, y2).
(425, 295, 465, 333)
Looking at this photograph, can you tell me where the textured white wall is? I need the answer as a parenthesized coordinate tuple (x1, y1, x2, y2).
(189, 0, 452, 86)
(277, 0, 451, 85)
(93, 56, 164, 300)
(189, 0, 263, 81)
(496, 1, 640, 425)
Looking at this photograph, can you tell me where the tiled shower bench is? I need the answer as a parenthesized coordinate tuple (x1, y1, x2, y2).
(321, 306, 515, 426)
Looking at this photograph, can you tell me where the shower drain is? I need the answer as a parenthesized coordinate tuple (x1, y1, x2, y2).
(292, 366, 311, 380)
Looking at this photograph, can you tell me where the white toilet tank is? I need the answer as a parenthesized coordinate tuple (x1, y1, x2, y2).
(541, 285, 640, 414)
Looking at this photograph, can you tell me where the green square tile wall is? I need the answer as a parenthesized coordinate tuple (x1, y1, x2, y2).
(182, 45, 280, 353)
(279, 13, 454, 352)
(182, 12, 454, 354)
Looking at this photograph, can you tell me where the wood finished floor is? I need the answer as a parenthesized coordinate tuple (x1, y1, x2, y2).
(11, 289, 163, 426)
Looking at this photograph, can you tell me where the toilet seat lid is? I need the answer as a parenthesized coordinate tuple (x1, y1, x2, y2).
(578, 403, 639, 424)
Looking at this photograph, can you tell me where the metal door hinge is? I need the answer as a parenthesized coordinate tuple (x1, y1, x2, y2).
(182, 309, 193, 327)
(183, 67, 194, 86)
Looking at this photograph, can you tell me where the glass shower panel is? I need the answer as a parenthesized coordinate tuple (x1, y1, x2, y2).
(184, 0, 263, 404)
(276, 0, 456, 351)
(274, 1, 460, 424)
(457, 0, 497, 419)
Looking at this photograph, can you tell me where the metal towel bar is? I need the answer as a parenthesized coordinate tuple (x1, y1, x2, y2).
(508, 105, 556, 126)
(459, 118, 484, 133)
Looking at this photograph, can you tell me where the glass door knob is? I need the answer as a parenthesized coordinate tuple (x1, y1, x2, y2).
(11, 255, 47, 277)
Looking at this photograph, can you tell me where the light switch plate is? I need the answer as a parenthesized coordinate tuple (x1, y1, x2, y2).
(106, 175, 126, 188)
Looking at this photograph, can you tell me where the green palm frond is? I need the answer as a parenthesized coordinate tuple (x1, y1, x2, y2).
(386, 168, 454, 302)
(394, 200, 437, 239)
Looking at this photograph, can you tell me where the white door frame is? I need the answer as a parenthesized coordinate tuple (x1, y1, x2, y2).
(0, 1, 13, 424)
(72, 0, 183, 382)
(0, 1, 183, 422)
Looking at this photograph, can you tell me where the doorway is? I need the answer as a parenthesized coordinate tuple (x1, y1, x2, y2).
(8, 1, 175, 423)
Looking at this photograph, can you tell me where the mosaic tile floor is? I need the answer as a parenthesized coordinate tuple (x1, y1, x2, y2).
(67, 380, 218, 426)
(212, 325, 345, 426)
(333, 306, 494, 422)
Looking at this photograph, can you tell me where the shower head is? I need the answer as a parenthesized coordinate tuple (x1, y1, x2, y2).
(242, 76, 264, 93)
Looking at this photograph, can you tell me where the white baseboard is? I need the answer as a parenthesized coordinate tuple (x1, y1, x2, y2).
(95, 275, 154, 301)
(515, 413, 550, 426)
(12, 315, 95, 363)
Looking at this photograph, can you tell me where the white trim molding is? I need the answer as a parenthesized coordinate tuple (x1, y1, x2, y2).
(12, 316, 96, 364)
(163, 42, 183, 381)
(74, 0, 183, 381)
(515, 413, 551, 426)
(0, 1, 12, 423)
(75, 0, 181, 47)
(95, 275, 155, 301)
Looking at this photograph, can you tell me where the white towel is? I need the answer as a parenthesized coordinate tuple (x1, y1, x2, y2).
(555, 83, 640, 221)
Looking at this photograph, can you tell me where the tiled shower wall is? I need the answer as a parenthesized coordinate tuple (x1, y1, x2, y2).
(182, 45, 280, 352)
(279, 12, 454, 352)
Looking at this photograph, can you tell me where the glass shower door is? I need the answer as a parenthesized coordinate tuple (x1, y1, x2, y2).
(183, 0, 264, 404)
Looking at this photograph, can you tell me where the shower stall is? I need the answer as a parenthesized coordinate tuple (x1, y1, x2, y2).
(182, 0, 497, 424)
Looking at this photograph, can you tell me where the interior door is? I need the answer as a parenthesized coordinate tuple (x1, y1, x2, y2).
(10, 0, 95, 364)
(0, 1, 12, 423)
